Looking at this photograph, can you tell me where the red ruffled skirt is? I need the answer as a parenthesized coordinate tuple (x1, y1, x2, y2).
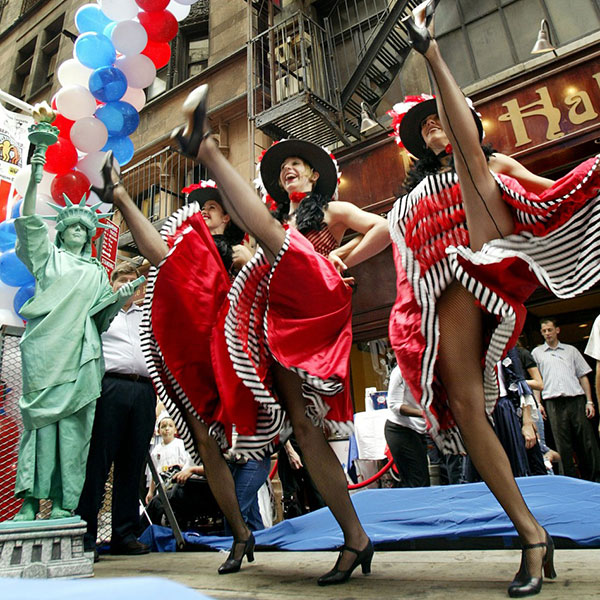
(389, 156, 600, 454)
(224, 227, 354, 457)
(141, 204, 256, 460)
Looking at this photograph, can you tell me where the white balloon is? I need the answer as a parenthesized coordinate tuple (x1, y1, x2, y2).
(55, 85, 97, 120)
(12, 165, 31, 197)
(116, 54, 156, 89)
(77, 151, 109, 188)
(99, 0, 138, 22)
(57, 59, 93, 88)
(0, 308, 23, 327)
(38, 170, 56, 197)
(172, 0, 197, 6)
(70, 117, 109, 153)
(0, 282, 18, 310)
(111, 19, 147, 56)
(121, 87, 146, 112)
(35, 193, 59, 216)
(167, 0, 191, 21)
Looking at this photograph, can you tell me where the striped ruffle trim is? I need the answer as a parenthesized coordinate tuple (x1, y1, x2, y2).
(225, 230, 354, 457)
(140, 203, 229, 464)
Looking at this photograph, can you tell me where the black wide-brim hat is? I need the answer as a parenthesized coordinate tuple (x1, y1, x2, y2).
(188, 187, 245, 246)
(259, 139, 338, 204)
(399, 98, 484, 159)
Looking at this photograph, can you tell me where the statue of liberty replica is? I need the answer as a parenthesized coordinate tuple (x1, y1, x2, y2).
(10, 103, 142, 521)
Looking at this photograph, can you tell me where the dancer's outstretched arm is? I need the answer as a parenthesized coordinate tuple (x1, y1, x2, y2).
(489, 153, 554, 194)
(327, 201, 390, 268)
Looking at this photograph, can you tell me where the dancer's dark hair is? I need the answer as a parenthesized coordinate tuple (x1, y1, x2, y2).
(272, 191, 330, 233)
(212, 234, 233, 272)
(402, 143, 497, 193)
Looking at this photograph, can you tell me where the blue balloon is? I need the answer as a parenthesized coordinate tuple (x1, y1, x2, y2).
(75, 5, 113, 34)
(103, 22, 117, 39)
(74, 32, 116, 70)
(0, 249, 34, 288)
(89, 67, 128, 103)
(0, 220, 17, 252)
(13, 283, 35, 320)
(95, 101, 139, 137)
(102, 136, 135, 165)
(11, 199, 22, 219)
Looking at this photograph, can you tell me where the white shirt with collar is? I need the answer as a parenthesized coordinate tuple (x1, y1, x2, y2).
(531, 341, 591, 400)
(102, 303, 149, 377)
(386, 365, 427, 434)
(585, 315, 600, 361)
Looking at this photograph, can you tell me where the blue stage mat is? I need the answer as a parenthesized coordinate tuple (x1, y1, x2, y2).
(140, 476, 600, 552)
(1, 577, 214, 600)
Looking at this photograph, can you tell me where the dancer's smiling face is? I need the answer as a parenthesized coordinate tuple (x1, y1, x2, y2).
(201, 199, 230, 235)
(421, 114, 449, 154)
(279, 156, 319, 199)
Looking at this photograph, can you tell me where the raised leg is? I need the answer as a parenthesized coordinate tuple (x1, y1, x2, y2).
(407, 6, 514, 249)
(111, 185, 168, 268)
(436, 282, 547, 578)
(175, 86, 285, 263)
(184, 416, 251, 552)
(272, 364, 370, 575)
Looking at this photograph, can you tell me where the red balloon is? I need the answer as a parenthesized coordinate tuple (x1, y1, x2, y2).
(142, 40, 171, 69)
(44, 137, 78, 176)
(50, 170, 91, 205)
(91, 244, 98, 257)
(53, 112, 75, 139)
(138, 10, 178, 43)
(51, 96, 58, 110)
(135, 0, 169, 11)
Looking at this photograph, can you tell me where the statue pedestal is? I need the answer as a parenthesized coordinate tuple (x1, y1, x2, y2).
(0, 517, 93, 578)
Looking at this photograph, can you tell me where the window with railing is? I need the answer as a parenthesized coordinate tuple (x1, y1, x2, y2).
(118, 148, 208, 235)
(435, 0, 600, 87)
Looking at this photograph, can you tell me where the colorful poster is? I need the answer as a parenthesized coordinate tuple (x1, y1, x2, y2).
(0, 102, 33, 221)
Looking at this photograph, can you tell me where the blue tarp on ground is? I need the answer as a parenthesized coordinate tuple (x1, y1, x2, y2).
(1, 577, 215, 600)
(140, 476, 600, 552)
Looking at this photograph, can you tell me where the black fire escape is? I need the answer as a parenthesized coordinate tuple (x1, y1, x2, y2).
(249, 0, 422, 147)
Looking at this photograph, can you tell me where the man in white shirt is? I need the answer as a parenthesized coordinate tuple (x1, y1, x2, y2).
(584, 314, 600, 412)
(384, 365, 430, 487)
(77, 262, 156, 557)
(532, 317, 600, 481)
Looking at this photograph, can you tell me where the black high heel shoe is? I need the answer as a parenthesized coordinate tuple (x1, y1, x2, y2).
(317, 539, 374, 586)
(402, 13, 432, 55)
(217, 533, 255, 575)
(91, 150, 122, 204)
(508, 529, 557, 598)
(172, 84, 211, 159)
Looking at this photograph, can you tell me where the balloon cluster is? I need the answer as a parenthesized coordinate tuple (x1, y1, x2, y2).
(41, 0, 196, 205)
(0, 0, 199, 325)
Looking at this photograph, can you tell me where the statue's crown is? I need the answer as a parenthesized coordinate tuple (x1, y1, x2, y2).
(44, 194, 113, 234)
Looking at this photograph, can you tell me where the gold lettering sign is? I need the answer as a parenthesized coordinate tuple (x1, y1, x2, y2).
(498, 87, 563, 147)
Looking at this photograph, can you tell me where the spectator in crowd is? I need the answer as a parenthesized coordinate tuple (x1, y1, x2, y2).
(532, 317, 600, 481)
(517, 341, 559, 475)
(384, 365, 430, 487)
(278, 436, 325, 518)
(145, 416, 193, 504)
(76, 262, 156, 557)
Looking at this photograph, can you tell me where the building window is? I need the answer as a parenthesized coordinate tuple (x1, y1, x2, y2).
(12, 39, 36, 100)
(33, 15, 64, 93)
(187, 35, 209, 78)
(11, 14, 64, 100)
(435, 0, 600, 87)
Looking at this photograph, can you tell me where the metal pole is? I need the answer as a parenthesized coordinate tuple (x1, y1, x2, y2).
(0, 89, 34, 114)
